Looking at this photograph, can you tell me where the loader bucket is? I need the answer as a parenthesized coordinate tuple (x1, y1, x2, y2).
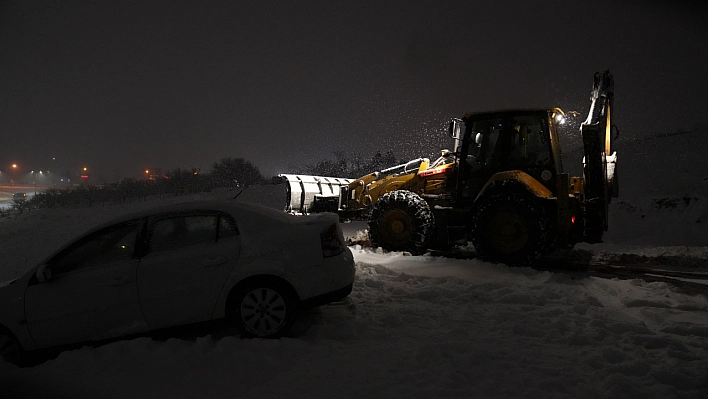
(278, 174, 354, 214)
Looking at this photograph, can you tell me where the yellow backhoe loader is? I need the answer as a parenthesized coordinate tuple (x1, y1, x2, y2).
(280, 71, 618, 265)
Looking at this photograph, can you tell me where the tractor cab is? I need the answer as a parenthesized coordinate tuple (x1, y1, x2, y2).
(449, 109, 565, 205)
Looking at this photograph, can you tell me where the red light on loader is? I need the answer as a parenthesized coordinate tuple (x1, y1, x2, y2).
(418, 165, 453, 178)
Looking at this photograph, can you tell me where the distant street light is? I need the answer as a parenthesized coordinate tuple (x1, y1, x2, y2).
(30, 170, 36, 194)
(7, 164, 18, 185)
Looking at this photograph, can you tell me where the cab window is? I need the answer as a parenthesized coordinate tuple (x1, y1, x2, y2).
(521, 116, 552, 166)
(471, 114, 551, 170)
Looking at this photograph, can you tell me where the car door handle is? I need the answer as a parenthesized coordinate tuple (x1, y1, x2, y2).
(108, 276, 132, 286)
(202, 256, 227, 267)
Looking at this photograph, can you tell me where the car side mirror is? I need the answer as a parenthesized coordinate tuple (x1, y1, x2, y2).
(37, 265, 52, 283)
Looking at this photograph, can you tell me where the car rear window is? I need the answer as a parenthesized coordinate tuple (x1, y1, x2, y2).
(218, 214, 239, 240)
(150, 215, 217, 252)
(149, 212, 239, 251)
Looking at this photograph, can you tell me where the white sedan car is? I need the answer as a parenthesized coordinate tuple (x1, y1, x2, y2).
(0, 200, 355, 365)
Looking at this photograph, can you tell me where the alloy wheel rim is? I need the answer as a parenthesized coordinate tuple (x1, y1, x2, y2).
(240, 288, 287, 335)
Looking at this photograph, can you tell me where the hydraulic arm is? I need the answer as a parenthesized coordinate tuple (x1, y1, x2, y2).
(580, 70, 618, 242)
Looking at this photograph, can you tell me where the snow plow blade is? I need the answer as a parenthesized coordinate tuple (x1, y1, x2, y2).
(279, 174, 354, 214)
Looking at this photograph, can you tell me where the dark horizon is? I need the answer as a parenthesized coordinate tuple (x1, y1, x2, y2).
(2, 0, 707, 179)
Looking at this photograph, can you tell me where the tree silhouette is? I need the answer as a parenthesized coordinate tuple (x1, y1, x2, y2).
(209, 157, 263, 188)
(302, 150, 398, 178)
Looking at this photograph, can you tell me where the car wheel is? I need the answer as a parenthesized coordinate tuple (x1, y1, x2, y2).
(229, 280, 297, 338)
(368, 190, 434, 255)
(0, 330, 22, 366)
(471, 193, 551, 266)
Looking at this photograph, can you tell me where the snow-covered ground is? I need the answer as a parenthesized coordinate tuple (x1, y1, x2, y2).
(0, 184, 706, 398)
(1, 132, 707, 398)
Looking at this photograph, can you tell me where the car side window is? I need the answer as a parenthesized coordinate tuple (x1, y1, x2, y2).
(50, 221, 141, 275)
(149, 214, 218, 252)
(218, 214, 239, 240)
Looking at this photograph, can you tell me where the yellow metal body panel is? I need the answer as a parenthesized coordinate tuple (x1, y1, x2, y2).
(346, 172, 417, 209)
(478, 170, 554, 199)
(345, 161, 454, 210)
(569, 176, 584, 196)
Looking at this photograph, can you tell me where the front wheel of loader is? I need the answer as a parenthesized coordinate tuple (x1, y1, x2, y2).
(471, 193, 551, 266)
(369, 190, 434, 255)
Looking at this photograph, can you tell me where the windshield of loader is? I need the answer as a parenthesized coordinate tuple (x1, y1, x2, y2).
(469, 113, 552, 171)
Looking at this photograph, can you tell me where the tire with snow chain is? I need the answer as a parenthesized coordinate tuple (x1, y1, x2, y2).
(368, 190, 435, 255)
(471, 193, 551, 266)
(227, 279, 297, 339)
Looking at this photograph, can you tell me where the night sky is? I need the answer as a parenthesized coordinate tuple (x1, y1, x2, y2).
(1, 0, 707, 180)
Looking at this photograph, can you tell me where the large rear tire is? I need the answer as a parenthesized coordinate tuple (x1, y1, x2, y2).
(471, 193, 551, 266)
(368, 190, 434, 255)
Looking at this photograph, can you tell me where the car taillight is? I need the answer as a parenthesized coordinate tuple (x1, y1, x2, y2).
(320, 222, 345, 257)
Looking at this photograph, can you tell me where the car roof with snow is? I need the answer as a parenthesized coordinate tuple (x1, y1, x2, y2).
(58, 199, 337, 244)
(110, 199, 298, 226)
(28, 199, 330, 273)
